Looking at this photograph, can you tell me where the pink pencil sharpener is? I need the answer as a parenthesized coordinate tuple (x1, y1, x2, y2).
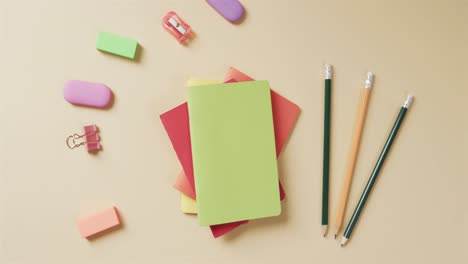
(162, 11, 192, 43)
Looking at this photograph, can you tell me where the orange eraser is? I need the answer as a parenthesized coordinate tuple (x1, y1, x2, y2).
(78, 207, 120, 238)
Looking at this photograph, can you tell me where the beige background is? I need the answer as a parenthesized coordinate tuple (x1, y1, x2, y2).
(1, 0, 467, 263)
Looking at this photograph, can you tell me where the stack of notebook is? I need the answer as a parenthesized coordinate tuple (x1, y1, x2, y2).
(160, 68, 300, 238)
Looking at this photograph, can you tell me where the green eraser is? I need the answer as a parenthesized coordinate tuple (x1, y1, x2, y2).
(96, 32, 138, 60)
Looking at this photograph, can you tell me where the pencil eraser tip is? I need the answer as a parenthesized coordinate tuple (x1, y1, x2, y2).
(365, 72, 374, 88)
(325, 64, 332, 79)
(404, 94, 414, 108)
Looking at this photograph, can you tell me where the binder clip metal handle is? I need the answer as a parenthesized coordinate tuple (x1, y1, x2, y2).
(66, 125, 101, 152)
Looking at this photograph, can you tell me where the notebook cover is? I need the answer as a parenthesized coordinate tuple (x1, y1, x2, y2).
(187, 80, 280, 226)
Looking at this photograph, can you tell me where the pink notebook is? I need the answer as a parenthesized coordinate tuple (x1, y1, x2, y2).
(160, 68, 300, 237)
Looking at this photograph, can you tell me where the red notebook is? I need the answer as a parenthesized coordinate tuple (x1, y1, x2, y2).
(160, 68, 300, 237)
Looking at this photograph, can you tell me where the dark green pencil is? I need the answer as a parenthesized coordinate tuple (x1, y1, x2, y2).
(322, 64, 332, 237)
(341, 94, 414, 246)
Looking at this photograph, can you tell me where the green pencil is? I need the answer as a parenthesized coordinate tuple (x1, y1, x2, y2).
(341, 94, 414, 246)
(322, 64, 332, 237)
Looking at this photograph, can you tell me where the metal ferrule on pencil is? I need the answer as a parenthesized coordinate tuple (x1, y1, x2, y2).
(403, 95, 414, 108)
(365, 72, 374, 89)
(325, 64, 333, 80)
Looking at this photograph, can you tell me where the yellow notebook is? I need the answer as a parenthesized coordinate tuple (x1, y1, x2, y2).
(180, 194, 197, 214)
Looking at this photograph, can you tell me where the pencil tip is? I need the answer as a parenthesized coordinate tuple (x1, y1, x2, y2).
(341, 244, 344, 247)
(334, 234, 337, 240)
(321, 225, 328, 237)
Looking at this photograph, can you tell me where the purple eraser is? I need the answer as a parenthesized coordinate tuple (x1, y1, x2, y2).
(206, 0, 245, 23)
(64, 80, 112, 108)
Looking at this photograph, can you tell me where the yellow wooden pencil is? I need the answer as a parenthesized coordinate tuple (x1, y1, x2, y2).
(334, 72, 374, 238)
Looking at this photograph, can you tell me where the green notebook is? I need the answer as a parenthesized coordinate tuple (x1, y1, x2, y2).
(187, 80, 281, 226)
